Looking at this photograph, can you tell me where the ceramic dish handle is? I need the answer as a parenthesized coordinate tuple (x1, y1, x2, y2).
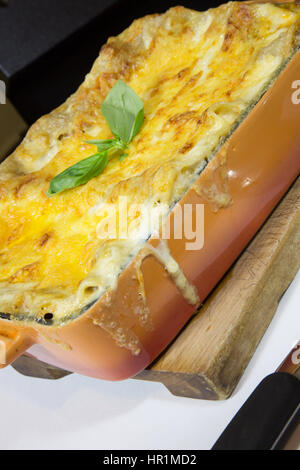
(0, 327, 32, 367)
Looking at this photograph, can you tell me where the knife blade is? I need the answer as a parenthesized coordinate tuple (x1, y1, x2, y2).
(212, 342, 300, 450)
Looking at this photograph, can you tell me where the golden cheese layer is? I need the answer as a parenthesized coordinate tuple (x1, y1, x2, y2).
(0, 2, 299, 322)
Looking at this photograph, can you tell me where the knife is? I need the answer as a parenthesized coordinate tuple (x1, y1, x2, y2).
(212, 341, 300, 450)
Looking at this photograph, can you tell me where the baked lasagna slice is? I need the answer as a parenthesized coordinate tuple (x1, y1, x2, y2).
(0, 1, 299, 324)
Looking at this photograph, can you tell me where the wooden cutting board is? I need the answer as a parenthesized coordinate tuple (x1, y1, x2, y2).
(12, 176, 300, 400)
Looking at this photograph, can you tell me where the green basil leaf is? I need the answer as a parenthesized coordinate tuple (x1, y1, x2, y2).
(130, 108, 144, 141)
(49, 81, 144, 196)
(47, 152, 108, 196)
(85, 139, 116, 152)
(119, 153, 128, 162)
(101, 79, 144, 144)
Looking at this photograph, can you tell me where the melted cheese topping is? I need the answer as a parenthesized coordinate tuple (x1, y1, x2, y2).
(0, 2, 299, 322)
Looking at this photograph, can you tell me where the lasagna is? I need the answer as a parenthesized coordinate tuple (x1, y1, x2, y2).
(0, 1, 299, 323)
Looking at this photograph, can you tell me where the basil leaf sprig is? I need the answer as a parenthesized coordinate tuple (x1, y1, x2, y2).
(47, 80, 144, 197)
(101, 79, 144, 144)
(47, 152, 109, 197)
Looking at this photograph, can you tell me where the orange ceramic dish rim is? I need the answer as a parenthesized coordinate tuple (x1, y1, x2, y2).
(0, 1, 300, 380)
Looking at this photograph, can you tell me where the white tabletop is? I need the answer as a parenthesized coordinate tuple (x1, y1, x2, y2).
(0, 269, 299, 450)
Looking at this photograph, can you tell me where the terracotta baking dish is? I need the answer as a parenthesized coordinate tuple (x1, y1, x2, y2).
(0, 0, 299, 381)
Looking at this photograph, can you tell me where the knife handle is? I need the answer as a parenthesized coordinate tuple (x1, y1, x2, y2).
(212, 373, 300, 450)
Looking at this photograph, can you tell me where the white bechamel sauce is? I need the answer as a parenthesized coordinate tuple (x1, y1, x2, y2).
(146, 239, 200, 306)
(29, 142, 59, 172)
